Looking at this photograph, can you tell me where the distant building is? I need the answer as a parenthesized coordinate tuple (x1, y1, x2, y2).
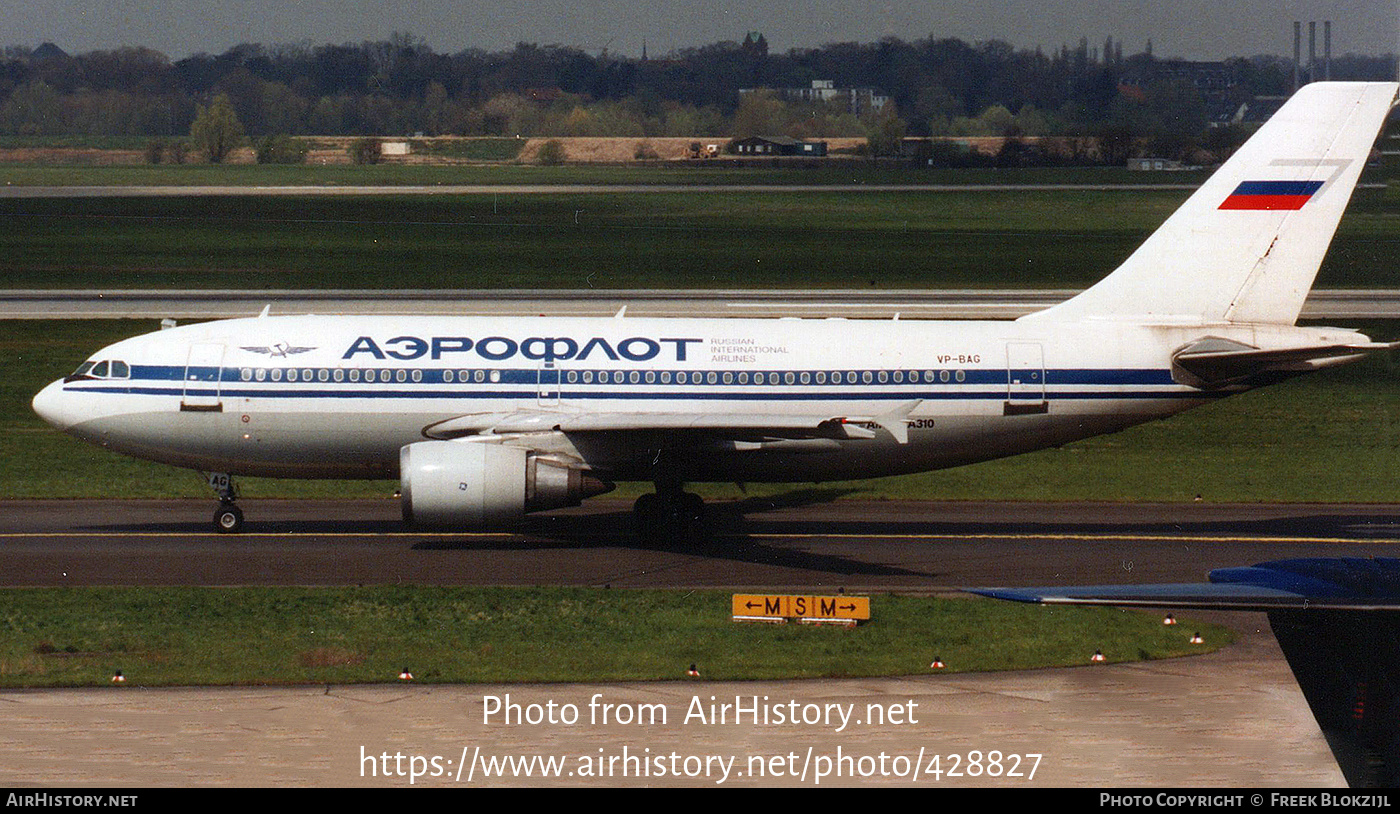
(732, 136, 828, 157)
(739, 80, 889, 115)
(1127, 157, 1189, 171)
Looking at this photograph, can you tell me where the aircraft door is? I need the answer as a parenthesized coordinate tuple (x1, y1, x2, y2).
(537, 362, 560, 407)
(1004, 341, 1047, 415)
(183, 343, 225, 412)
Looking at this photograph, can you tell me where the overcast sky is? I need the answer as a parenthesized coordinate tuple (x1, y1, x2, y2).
(6, 1, 1397, 61)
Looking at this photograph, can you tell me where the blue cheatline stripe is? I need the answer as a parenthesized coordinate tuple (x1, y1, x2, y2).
(69, 384, 1218, 402)
(133, 364, 1179, 388)
(1229, 180, 1324, 197)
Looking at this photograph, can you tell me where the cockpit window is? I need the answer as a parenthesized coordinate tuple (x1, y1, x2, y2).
(66, 360, 130, 382)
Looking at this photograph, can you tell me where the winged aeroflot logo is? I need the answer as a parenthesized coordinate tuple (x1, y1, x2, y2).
(240, 342, 317, 358)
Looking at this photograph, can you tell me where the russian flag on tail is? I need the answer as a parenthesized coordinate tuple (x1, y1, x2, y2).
(1218, 180, 1324, 210)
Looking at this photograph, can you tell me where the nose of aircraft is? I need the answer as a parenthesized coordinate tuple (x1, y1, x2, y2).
(32, 379, 79, 431)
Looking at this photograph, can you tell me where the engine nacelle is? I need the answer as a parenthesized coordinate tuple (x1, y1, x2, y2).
(400, 441, 612, 527)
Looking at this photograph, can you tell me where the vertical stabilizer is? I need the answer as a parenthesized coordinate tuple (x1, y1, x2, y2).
(1026, 82, 1397, 325)
(1270, 611, 1400, 788)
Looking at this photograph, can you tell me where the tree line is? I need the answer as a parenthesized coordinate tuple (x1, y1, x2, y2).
(0, 34, 1393, 161)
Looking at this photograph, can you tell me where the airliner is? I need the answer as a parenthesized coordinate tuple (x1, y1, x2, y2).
(32, 82, 1400, 534)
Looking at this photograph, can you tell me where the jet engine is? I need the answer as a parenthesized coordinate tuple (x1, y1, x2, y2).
(399, 441, 612, 526)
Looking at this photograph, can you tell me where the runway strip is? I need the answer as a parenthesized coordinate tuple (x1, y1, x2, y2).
(6, 288, 1400, 320)
(5, 499, 1399, 590)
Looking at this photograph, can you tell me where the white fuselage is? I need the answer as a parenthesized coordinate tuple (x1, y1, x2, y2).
(32, 313, 1360, 484)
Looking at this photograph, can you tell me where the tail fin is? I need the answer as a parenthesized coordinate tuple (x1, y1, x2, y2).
(1270, 610, 1400, 788)
(1026, 82, 1397, 325)
(968, 557, 1400, 788)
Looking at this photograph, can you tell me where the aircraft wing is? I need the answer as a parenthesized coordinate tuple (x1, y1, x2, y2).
(968, 557, 1400, 611)
(1172, 338, 1400, 389)
(969, 557, 1400, 788)
(422, 399, 923, 444)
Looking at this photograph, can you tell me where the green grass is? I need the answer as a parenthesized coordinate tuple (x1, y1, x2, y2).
(0, 189, 1166, 290)
(0, 586, 1229, 687)
(5, 320, 1400, 502)
(0, 185, 1393, 290)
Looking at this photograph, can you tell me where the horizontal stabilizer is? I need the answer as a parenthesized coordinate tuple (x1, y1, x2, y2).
(968, 557, 1400, 611)
(968, 581, 1334, 610)
(969, 557, 1400, 787)
(1172, 338, 1398, 388)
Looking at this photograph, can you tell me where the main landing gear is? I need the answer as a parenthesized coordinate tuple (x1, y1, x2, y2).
(632, 481, 707, 539)
(205, 472, 244, 533)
